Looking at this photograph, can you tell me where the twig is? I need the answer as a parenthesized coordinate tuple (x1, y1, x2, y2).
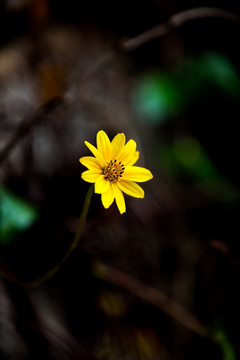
(210, 239, 240, 267)
(0, 7, 239, 163)
(0, 98, 64, 164)
(122, 7, 240, 51)
(93, 262, 214, 337)
(77, 7, 240, 87)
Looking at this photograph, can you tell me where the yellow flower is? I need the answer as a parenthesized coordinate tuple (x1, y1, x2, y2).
(79, 130, 153, 214)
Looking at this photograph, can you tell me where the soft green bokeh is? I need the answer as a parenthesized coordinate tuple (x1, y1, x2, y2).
(133, 52, 240, 124)
(162, 136, 239, 202)
(0, 186, 38, 245)
(214, 327, 237, 360)
(133, 73, 183, 123)
(170, 136, 219, 181)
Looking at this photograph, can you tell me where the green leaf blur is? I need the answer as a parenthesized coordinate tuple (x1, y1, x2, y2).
(214, 328, 237, 360)
(162, 136, 240, 202)
(0, 186, 38, 245)
(133, 52, 240, 124)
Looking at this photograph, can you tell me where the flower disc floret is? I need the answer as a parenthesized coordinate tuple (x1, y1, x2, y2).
(103, 160, 125, 182)
(79, 130, 153, 214)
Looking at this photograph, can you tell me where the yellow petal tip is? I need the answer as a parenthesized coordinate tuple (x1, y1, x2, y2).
(80, 130, 153, 213)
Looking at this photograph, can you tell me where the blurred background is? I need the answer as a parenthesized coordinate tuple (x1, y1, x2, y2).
(1, 0, 240, 359)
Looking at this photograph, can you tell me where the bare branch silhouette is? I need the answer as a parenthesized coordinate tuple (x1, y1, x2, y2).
(1, 7, 239, 163)
(93, 262, 214, 337)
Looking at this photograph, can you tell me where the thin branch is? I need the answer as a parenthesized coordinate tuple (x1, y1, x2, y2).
(210, 239, 240, 267)
(0, 7, 239, 163)
(122, 7, 240, 52)
(0, 98, 65, 164)
(93, 262, 214, 338)
(78, 7, 240, 86)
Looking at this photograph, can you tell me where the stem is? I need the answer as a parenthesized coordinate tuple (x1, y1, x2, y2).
(0, 185, 94, 287)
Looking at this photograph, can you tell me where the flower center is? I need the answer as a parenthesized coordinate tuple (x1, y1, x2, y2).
(103, 159, 125, 182)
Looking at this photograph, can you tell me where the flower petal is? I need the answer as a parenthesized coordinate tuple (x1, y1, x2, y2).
(118, 139, 137, 166)
(118, 180, 144, 198)
(113, 183, 126, 214)
(95, 175, 110, 194)
(127, 151, 139, 166)
(79, 156, 102, 170)
(111, 133, 126, 159)
(123, 166, 153, 182)
(81, 170, 102, 183)
(101, 184, 114, 209)
(85, 141, 105, 165)
(96, 130, 112, 162)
